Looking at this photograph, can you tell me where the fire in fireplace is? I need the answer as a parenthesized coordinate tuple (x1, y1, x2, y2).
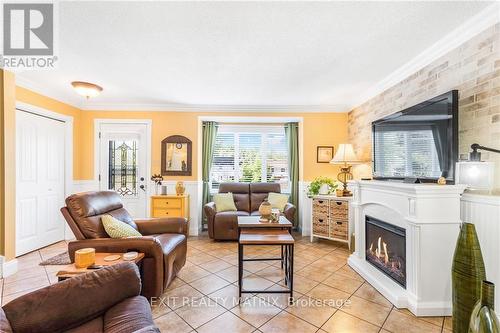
(365, 216, 406, 288)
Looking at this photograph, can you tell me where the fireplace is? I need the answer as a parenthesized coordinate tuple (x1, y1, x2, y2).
(365, 215, 406, 288)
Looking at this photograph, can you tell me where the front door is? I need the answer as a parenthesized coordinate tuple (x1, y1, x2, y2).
(16, 110, 66, 256)
(98, 122, 149, 218)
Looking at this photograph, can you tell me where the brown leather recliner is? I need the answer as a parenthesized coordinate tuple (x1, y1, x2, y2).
(204, 182, 296, 240)
(61, 191, 187, 299)
(1, 263, 159, 333)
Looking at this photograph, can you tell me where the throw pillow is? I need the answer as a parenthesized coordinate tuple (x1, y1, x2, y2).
(267, 192, 289, 212)
(101, 214, 142, 238)
(213, 193, 237, 212)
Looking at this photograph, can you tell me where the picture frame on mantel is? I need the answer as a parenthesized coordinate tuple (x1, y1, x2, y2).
(317, 146, 334, 163)
(161, 135, 192, 176)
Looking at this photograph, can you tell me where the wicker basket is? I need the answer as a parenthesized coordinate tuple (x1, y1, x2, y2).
(312, 214, 329, 237)
(331, 200, 348, 210)
(330, 221, 348, 240)
(313, 199, 329, 216)
(331, 220, 348, 240)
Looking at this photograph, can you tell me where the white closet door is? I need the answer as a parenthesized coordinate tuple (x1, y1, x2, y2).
(16, 110, 65, 256)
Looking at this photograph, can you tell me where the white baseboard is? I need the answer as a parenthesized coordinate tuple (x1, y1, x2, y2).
(1, 257, 18, 278)
(72, 179, 202, 236)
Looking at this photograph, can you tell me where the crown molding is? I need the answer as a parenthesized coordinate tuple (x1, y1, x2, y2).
(80, 103, 349, 113)
(15, 76, 84, 109)
(349, 2, 500, 110)
(16, 75, 348, 113)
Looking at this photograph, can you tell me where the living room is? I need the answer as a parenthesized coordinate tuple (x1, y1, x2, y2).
(0, 1, 499, 333)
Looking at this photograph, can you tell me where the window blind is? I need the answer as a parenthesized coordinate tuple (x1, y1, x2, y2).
(211, 126, 289, 192)
(373, 129, 441, 178)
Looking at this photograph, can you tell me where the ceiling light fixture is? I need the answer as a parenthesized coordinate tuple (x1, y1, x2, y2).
(71, 81, 103, 99)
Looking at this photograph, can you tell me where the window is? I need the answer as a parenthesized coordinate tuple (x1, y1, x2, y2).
(211, 125, 289, 192)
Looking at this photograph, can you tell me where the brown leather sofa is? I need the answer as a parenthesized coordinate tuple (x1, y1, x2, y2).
(0, 263, 159, 333)
(61, 191, 187, 299)
(204, 182, 296, 240)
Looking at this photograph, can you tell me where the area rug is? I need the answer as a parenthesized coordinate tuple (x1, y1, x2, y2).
(39, 251, 71, 265)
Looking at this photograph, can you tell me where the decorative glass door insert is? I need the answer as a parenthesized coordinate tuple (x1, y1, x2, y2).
(98, 122, 149, 218)
(108, 140, 138, 196)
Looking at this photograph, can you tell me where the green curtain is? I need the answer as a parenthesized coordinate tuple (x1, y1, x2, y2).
(202, 121, 218, 220)
(285, 122, 299, 228)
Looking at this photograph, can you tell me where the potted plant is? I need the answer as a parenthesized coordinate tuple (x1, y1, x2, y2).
(307, 177, 338, 197)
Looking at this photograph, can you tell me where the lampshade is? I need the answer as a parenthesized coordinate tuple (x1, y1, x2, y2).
(71, 81, 103, 98)
(456, 161, 494, 190)
(330, 144, 361, 165)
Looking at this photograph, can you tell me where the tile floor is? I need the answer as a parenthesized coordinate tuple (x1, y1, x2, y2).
(1, 234, 453, 333)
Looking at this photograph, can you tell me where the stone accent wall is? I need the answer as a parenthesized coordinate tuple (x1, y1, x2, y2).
(348, 23, 500, 188)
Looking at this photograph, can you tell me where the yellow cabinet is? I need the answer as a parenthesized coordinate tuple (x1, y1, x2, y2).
(150, 195, 190, 231)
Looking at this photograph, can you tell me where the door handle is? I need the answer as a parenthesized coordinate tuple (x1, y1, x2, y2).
(139, 184, 146, 191)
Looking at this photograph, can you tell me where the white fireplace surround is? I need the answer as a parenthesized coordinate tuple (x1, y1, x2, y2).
(347, 180, 467, 316)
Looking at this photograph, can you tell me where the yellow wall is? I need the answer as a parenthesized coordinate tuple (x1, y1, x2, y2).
(2, 80, 348, 260)
(1, 70, 16, 259)
(12, 86, 349, 182)
(16, 87, 84, 179)
(81, 110, 348, 181)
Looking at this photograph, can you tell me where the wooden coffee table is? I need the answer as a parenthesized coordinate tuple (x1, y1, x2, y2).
(56, 252, 144, 281)
(237, 215, 293, 271)
(238, 229, 295, 300)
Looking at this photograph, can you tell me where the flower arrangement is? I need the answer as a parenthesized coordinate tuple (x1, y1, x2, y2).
(151, 174, 164, 195)
(151, 174, 163, 185)
(307, 176, 338, 197)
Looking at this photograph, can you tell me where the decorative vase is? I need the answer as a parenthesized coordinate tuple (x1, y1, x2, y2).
(175, 181, 185, 196)
(259, 200, 272, 218)
(319, 183, 330, 195)
(452, 222, 486, 333)
(469, 281, 500, 333)
(270, 209, 280, 223)
(161, 185, 168, 195)
(349, 233, 355, 254)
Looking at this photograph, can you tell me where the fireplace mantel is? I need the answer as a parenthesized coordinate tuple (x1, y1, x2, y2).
(347, 180, 467, 316)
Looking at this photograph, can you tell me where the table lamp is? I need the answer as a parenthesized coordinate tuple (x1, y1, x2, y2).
(330, 144, 361, 196)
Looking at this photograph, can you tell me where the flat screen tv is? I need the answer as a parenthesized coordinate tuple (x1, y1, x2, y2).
(372, 90, 458, 183)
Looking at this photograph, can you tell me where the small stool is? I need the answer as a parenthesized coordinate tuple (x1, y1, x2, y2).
(238, 229, 294, 300)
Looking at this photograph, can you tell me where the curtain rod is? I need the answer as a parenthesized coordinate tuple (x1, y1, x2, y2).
(218, 122, 286, 126)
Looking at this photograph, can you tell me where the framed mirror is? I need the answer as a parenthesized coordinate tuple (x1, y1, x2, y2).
(161, 135, 192, 176)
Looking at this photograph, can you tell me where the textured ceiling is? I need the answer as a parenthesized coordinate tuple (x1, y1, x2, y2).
(15, 1, 495, 111)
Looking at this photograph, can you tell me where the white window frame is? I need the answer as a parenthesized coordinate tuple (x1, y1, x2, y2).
(210, 124, 290, 194)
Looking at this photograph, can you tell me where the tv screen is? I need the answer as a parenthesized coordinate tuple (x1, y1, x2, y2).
(372, 90, 458, 182)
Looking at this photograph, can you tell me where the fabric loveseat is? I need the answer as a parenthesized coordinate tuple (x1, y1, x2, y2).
(61, 191, 187, 299)
(204, 182, 296, 240)
(0, 263, 159, 333)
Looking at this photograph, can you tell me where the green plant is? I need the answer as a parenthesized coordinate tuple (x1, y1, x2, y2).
(307, 177, 338, 197)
